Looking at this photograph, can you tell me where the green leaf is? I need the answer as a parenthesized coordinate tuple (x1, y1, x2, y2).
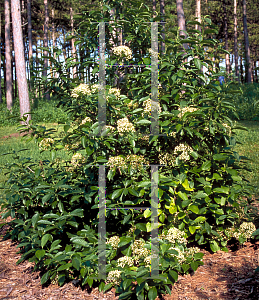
(118, 237, 132, 247)
(188, 205, 199, 214)
(136, 120, 151, 125)
(144, 208, 151, 218)
(111, 189, 123, 199)
(148, 287, 157, 300)
(193, 216, 206, 223)
(70, 209, 84, 218)
(57, 263, 73, 271)
(99, 281, 105, 292)
(103, 283, 113, 292)
(189, 225, 197, 234)
(41, 234, 52, 248)
(72, 258, 81, 271)
(128, 188, 139, 196)
(178, 191, 188, 201)
(194, 58, 201, 70)
(168, 270, 178, 282)
(87, 277, 93, 287)
(210, 240, 220, 252)
(213, 186, 229, 194)
(41, 270, 50, 285)
(123, 279, 133, 290)
(191, 261, 199, 271)
(35, 249, 45, 259)
(201, 160, 211, 171)
(119, 291, 134, 299)
(72, 238, 89, 247)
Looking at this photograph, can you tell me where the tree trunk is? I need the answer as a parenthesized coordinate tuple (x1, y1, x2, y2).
(5, 0, 12, 109)
(234, 0, 239, 82)
(0, 13, 2, 103)
(176, 0, 188, 51)
(195, 0, 201, 31)
(43, 0, 50, 99)
(153, 0, 156, 18)
(240, 55, 244, 83)
(160, 0, 165, 54)
(27, 0, 33, 87)
(243, 0, 252, 83)
(11, 0, 31, 123)
(254, 61, 258, 83)
(70, 7, 77, 78)
(223, 0, 230, 74)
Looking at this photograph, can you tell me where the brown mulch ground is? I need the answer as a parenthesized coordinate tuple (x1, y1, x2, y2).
(1, 218, 259, 300)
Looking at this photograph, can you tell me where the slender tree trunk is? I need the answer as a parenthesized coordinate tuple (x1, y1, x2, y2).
(195, 0, 201, 31)
(5, 0, 12, 109)
(0, 13, 2, 103)
(43, 0, 50, 99)
(27, 0, 33, 87)
(11, 0, 31, 123)
(234, 0, 239, 82)
(240, 55, 244, 83)
(160, 0, 165, 54)
(153, 0, 156, 17)
(176, 0, 188, 51)
(254, 60, 258, 82)
(70, 7, 77, 78)
(223, 0, 230, 74)
(243, 0, 252, 83)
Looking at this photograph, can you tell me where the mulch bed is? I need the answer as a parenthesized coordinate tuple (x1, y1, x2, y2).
(1, 217, 259, 300)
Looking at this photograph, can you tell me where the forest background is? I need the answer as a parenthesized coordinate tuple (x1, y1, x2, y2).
(0, 0, 258, 121)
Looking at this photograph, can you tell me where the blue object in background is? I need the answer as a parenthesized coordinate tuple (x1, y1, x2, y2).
(218, 76, 225, 85)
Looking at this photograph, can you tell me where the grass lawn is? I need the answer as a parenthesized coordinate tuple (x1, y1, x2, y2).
(0, 123, 70, 200)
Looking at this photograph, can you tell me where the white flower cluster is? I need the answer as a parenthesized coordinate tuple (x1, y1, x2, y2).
(64, 142, 80, 151)
(163, 227, 188, 245)
(39, 138, 54, 151)
(168, 131, 177, 137)
(106, 156, 127, 170)
(178, 106, 198, 118)
(112, 46, 132, 60)
(173, 143, 193, 161)
(81, 117, 92, 125)
(168, 247, 186, 264)
(142, 99, 162, 116)
(91, 84, 100, 93)
(109, 88, 121, 98)
(71, 153, 86, 167)
(148, 48, 159, 59)
(232, 222, 256, 240)
(105, 125, 115, 132)
(185, 247, 201, 257)
(106, 236, 120, 249)
(71, 83, 92, 98)
(106, 270, 122, 286)
(126, 154, 149, 167)
(131, 239, 151, 264)
(158, 151, 175, 167)
(117, 118, 135, 134)
(138, 135, 149, 146)
(117, 256, 134, 268)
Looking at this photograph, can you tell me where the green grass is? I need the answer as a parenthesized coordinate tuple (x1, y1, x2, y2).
(0, 123, 70, 192)
(234, 121, 259, 197)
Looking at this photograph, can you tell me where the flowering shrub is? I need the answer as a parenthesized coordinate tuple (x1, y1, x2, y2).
(1, 10, 256, 300)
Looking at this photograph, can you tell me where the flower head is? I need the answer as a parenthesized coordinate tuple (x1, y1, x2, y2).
(112, 46, 132, 60)
(163, 227, 187, 245)
(173, 143, 193, 161)
(106, 236, 120, 249)
(142, 99, 162, 116)
(117, 118, 135, 134)
(71, 84, 91, 98)
(39, 138, 54, 151)
(178, 106, 198, 118)
(81, 117, 92, 125)
(109, 88, 121, 98)
(106, 156, 127, 171)
(117, 256, 134, 268)
(71, 153, 85, 166)
(106, 270, 122, 286)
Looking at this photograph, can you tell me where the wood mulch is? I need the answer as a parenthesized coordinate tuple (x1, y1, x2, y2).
(0, 217, 259, 300)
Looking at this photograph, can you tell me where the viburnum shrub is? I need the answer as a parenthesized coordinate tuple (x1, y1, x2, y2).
(0, 2, 256, 299)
